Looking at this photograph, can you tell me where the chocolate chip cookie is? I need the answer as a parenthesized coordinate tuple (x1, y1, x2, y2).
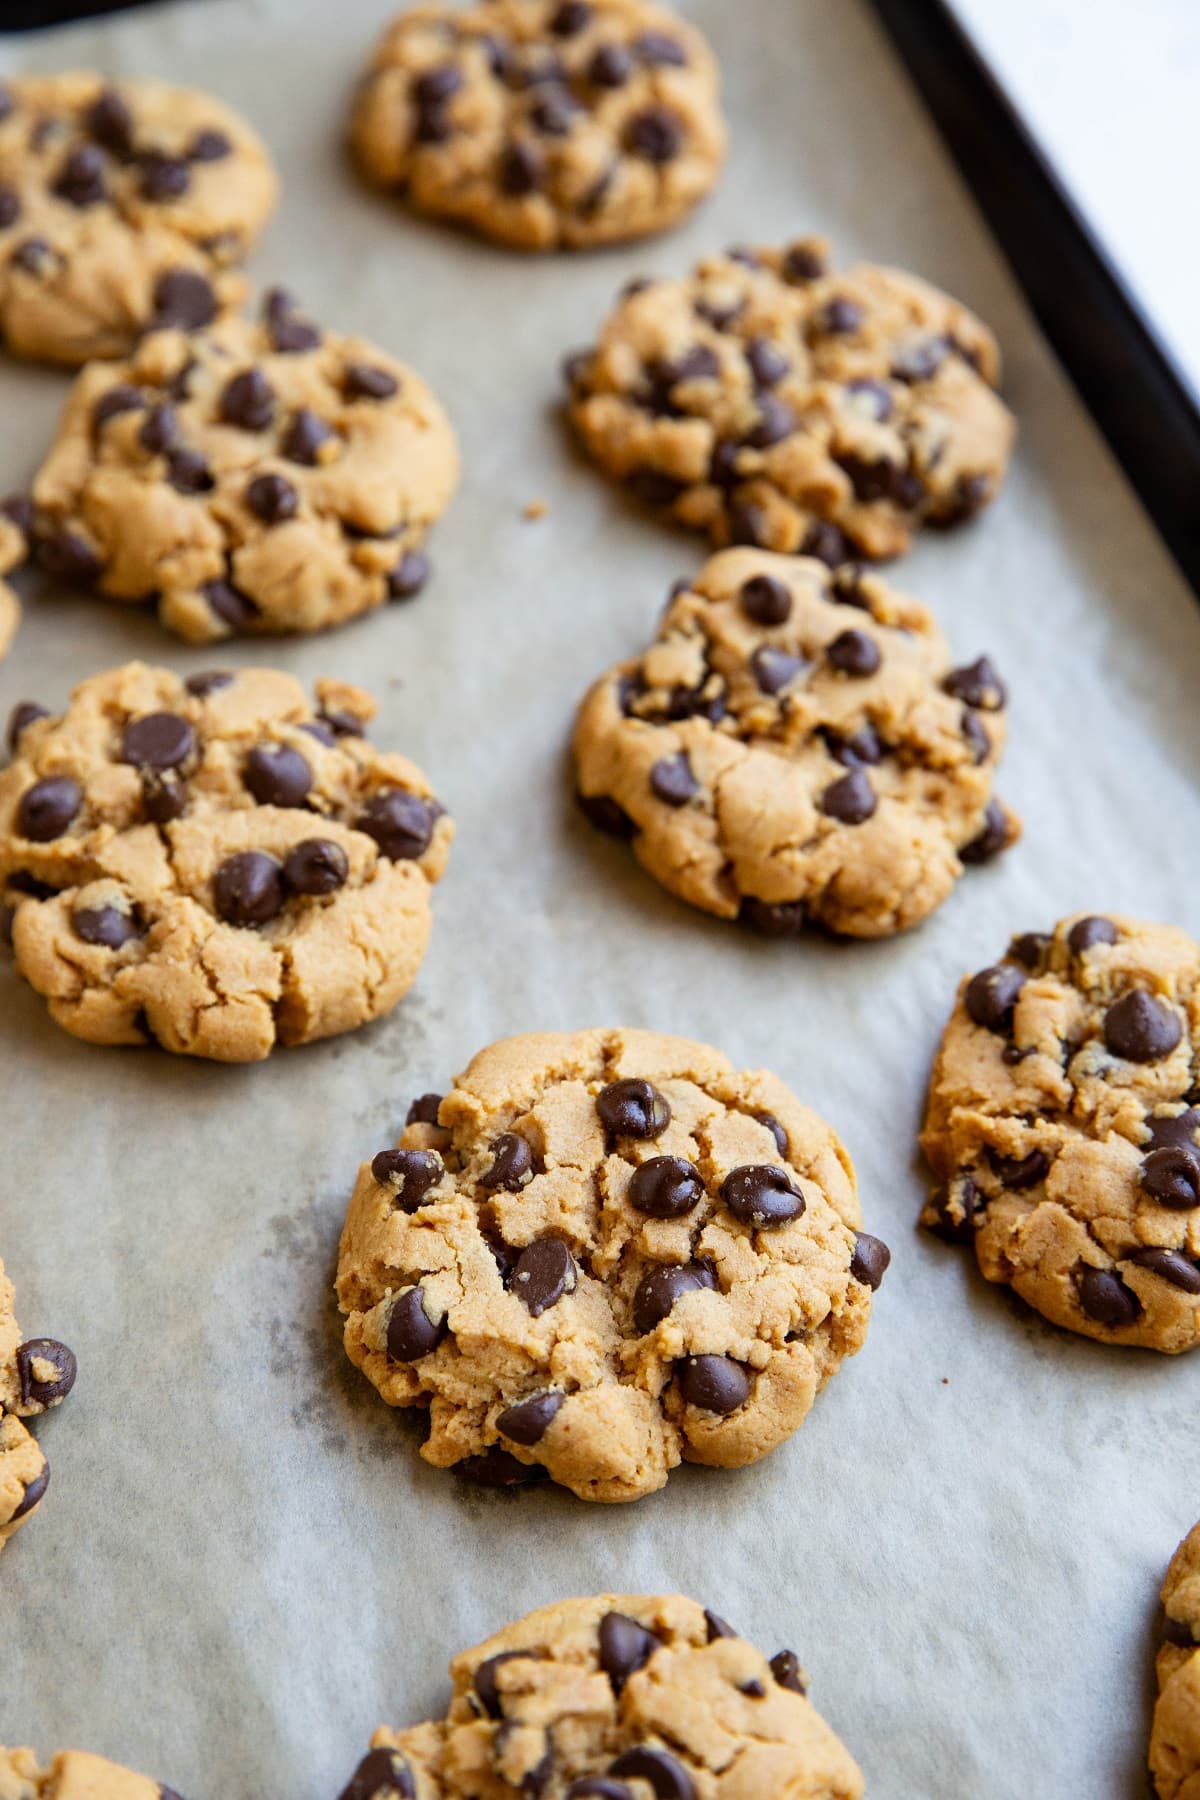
(921, 914, 1200, 1351)
(339, 1592, 863, 1799)
(0, 72, 277, 366)
(0, 1257, 76, 1554)
(350, 0, 727, 250)
(573, 548, 1018, 939)
(0, 497, 29, 663)
(29, 291, 458, 641)
(338, 1028, 887, 1502)
(1, 662, 452, 1062)
(1153, 1522, 1200, 1799)
(0, 1748, 182, 1799)
(565, 236, 1015, 558)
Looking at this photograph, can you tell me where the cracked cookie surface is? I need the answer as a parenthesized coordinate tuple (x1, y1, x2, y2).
(341, 1593, 863, 1800)
(921, 914, 1200, 1351)
(338, 1028, 886, 1503)
(0, 72, 277, 366)
(0, 1748, 180, 1800)
(350, 0, 726, 250)
(565, 237, 1014, 559)
(30, 292, 459, 641)
(1154, 1522, 1200, 1800)
(0, 1257, 76, 1554)
(0, 662, 452, 1062)
(573, 548, 1018, 939)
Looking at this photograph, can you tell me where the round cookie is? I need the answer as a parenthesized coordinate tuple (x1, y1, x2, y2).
(920, 913, 1200, 1352)
(1153, 1523, 1200, 1800)
(341, 1592, 863, 1800)
(565, 236, 1015, 559)
(29, 292, 459, 641)
(0, 1748, 181, 1799)
(0, 1256, 77, 1554)
(337, 1027, 887, 1503)
(0, 662, 452, 1062)
(573, 547, 1018, 940)
(0, 72, 277, 366)
(350, 0, 726, 250)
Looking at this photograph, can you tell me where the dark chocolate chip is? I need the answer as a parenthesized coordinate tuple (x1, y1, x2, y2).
(959, 800, 1010, 864)
(246, 471, 299, 524)
(317, 706, 366, 740)
(17, 776, 82, 841)
(1078, 1267, 1142, 1329)
(551, 0, 592, 31)
(12, 1462, 49, 1521)
(745, 394, 794, 449)
(783, 242, 827, 283)
(755, 1112, 788, 1156)
(649, 752, 698, 807)
(634, 29, 687, 64)
(512, 1239, 576, 1316)
(204, 577, 257, 629)
(745, 336, 790, 388)
(387, 1285, 447, 1360)
(0, 185, 20, 229)
(740, 897, 806, 938)
(597, 1079, 671, 1141)
(944, 656, 1006, 711)
(819, 767, 876, 823)
(122, 712, 194, 770)
(1103, 991, 1182, 1064)
(531, 88, 582, 135)
(141, 770, 187, 824)
(387, 551, 430, 600)
(961, 710, 990, 765)
(167, 448, 214, 494)
(53, 145, 106, 207)
(844, 378, 893, 421)
(282, 407, 334, 466)
(283, 837, 348, 897)
(608, 1750, 694, 1800)
(414, 63, 464, 106)
(406, 1092, 443, 1126)
(704, 1609, 737, 1641)
(497, 1390, 564, 1445)
(345, 362, 399, 401)
(371, 1147, 443, 1211)
(85, 85, 134, 157)
(740, 1680, 767, 1698)
(38, 530, 101, 585)
(941, 472, 994, 524)
(819, 297, 863, 336)
(188, 127, 232, 163)
(629, 1156, 703, 1218)
(925, 1179, 981, 1245)
(137, 403, 178, 456)
(458, 1448, 546, 1488)
(151, 268, 217, 330)
(482, 1132, 535, 1191)
(964, 965, 1025, 1034)
(16, 1338, 78, 1406)
(263, 287, 321, 352)
(824, 724, 883, 768)
(578, 791, 636, 839)
(987, 1148, 1048, 1190)
(624, 106, 683, 163)
(1068, 916, 1118, 955)
(632, 1261, 716, 1334)
(628, 466, 687, 507)
(1147, 1110, 1200, 1152)
(357, 789, 435, 860)
(599, 1610, 661, 1692)
(1010, 931, 1052, 970)
(1140, 1145, 1200, 1211)
(184, 671, 232, 700)
(212, 850, 284, 926)
(770, 1650, 807, 1693)
(850, 1231, 891, 1289)
(220, 368, 276, 431)
(1127, 1247, 1200, 1294)
(72, 903, 139, 948)
(892, 334, 951, 383)
(801, 521, 851, 567)
(139, 152, 191, 202)
(337, 1746, 416, 1800)
(836, 452, 911, 506)
(721, 1163, 805, 1227)
(588, 44, 633, 86)
(739, 573, 791, 625)
(498, 140, 542, 196)
(826, 628, 881, 676)
(678, 1354, 750, 1413)
(7, 701, 48, 751)
(475, 1649, 542, 1718)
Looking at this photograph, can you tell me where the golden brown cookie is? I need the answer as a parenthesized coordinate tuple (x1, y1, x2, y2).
(565, 236, 1014, 559)
(0, 1747, 180, 1799)
(1, 663, 452, 1062)
(29, 292, 459, 642)
(1154, 1523, 1200, 1800)
(0, 497, 30, 662)
(921, 913, 1200, 1351)
(339, 1593, 863, 1799)
(0, 72, 277, 366)
(337, 1028, 888, 1503)
(0, 1257, 76, 1554)
(573, 548, 1018, 940)
(350, 0, 726, 251)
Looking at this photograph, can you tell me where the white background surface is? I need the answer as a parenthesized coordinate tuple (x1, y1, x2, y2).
(1, 3, 1199, 1797)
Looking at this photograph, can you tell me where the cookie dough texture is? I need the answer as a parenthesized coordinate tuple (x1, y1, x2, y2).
(921, 914, 1200, 1352)
(0, 1258, 76, 1552)
(343, 1593, 863, 1799)
(1154, 1523, 1200, 1800)
(30, 295, 459, 641)
(1, 663, 452, 1062)
(566, 237, 1014, 559)
(573, 548, 1018, 939)
(0, 1749, 178, 1800)
(0, 72, 277, 366)
(338, 1028, 885, 1503)
(351, 0, 726, 250)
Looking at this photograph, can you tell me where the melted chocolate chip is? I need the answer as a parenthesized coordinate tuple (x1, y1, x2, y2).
(892, 334, 951, 383)
(944, 656, 1006, 711)
(1009, 931, 1051, 970)
(608, 1750, 694, 1800)
(188, 127, 232, 162)
(632, 1261, 716, 1334)
(168, 448, 214, 494)
(819, 296, 863, 336)
(122, 712, 194, 771)
(964, 965, 1024, 1034)
(512, 1239, 577, 1316)
(387, 550, 430, 600)
(53, 145, 107, 207)
(204, 578, 257, 630)
(578, 791, 636, 839)
(246, 472, 299, 524)
(371, 1147, 443, 1211)
(414, 64, 463, 106)
(140, 152, 191, 202)
(282, 408, 335, 466)
(596, 1078, 670, 1140)
(721, 1163, 805, 1227)
(497, 1390, 564, 1445)
(783, 242, 827, 283)
(751, 646, 807, 695)
(649, 752, 698, 806)
(12, 1463, 49, 1521)
(212, 850, 284, 926)
(243, 744, 311, 808)
(458, 1448, 546, 1488)
(770, 1649, 807, 1693)
(740, 897, 806, 938)
(1140, 1145, 1200, 1210)
(345, 362, 399, 401)
(498, 140, 542, 195)
(739, 573, 791, 625)
(474, 1650, 542, 1718)
(141, 770, 187, 824)
(826, 628, 881, 676)
(17, 776, 82, 842)
(925, 1179, 981, 1244)
(819, 767, 876, 823)
(802, 521, 852, 567)
(86, 86, 135, 157)
(633, 30, 688, 64)
(406, 1092, 443, 1126)
(959, 800, 1010, 864)
(357, 789, 435, 860)
(337, 1747, 415, 1800)
(987, 1148, 1048, 1190)
(824, 724, 883, 768)
(482, 1132, 535, 1191)
(283, 838, 348, 897)
(263, 288, 321, 353)
(1078, 1267, 1142, 1329)
(599, 1610, 661, 1692)
(850, 1231, 891, 1289)
(1127, 1247, 1200, 1294)
(16, 1338, 77, 1406)
(624, 106, 682, 163)
(1103, 991, 1182, 1063)
(387, 1285, 447, 1360)
(72, 903, 139, 949)
(38, 530, 101, 584)
(745, 394, 794, 449)
(1067, 915, 1118, 955)
(678, 1354, 749, 1413)
(629, 1156, 703, 1218)
(151, 268, 216, 330)
(7, 701, 49, 751)
(704, 1610, 737, 1641)
(0, 185, 22, 229)
(746, 336, 790, 388)
(588, 44, 633, 86)
(220, 368, 275, 431)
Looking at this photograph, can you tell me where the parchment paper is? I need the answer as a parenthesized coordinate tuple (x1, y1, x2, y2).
(2, 3, 1198, 1795)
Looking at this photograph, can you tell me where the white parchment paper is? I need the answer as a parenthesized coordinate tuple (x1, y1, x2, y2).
(2, 3, 1198, 1796)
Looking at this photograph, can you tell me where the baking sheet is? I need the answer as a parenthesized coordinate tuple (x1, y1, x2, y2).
(1, 2, 1198, 1795)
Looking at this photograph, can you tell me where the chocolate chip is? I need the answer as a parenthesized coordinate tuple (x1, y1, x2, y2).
(345, 362, 399, 401)
(263, 287, 321, 353)
(72, 903, 139, 948)
(649, 752, 698, 807)
(141, 770, 187, 824)
(474, 1650, 543, 1718)
(188, 127, 231, 162)
(381, 550, 429, 603)
(844, 378, 893, 421)
(551, 0, 592, 30)
(678, 1353, 750, 1413)
(317, 706, 366, 740)
(279, 408, 334, 467)
(7, 701, 48, 751)
(892, 334, 951, 382)
(53, 145, 106, 207)
(512, 1239, 576, 1316)
(850, 1231, 891, 1289)
(337, 1747, 416, 1800)
(745, 336, 790, 389)
(632, 1261, 716, 1333)
(609, 1751, 694, 1800)
(357, 789, 435, 861)
(220, 368, 275, 431)
(406, 1092, 442, 1126)
(824, 724, 883, 768)
(371, 1147, 442, 1210)
(531, 88, 581, 135)
(482, 1132, 534, 1191)
(925, 1178, 982, 1244)
(1010, 931, 1051, 970)
(578, 791, 636, 839)
(819, 297, 862, 336)
(801, 521, 851, 567)
(17, 776, 82, 841)
(624, 106, 683, 163)
(941, 472, 994, 524)
(961, 710, 990, 765)
(12, 1463, 49, 1521)
(387, 1285, 448, 1360)
(770, 1649, 807, 1693)
(1127, 1247, 1200, 1294)
(168, 448, 214, 495)
(739, 573, 791, 625)
(629, 1156, 703, 1218)
(204, 578, 256, 630)
(16, 1338, 77, 1407)
(626, 466, 688, 509)
(459, 1447, 546, 1487)
(596, 1079, 671, 1142)
(139, 152, 191, 202)
(414, 63, 463, 106)
(1068, 916, 1118, 955)
(119, 713, 191, 771)
(944, 656, 1006, 711)
(959, 800, 1010, 864)
(740, 1679, 767, 1698)
(86, 86, 134, 157)
(1078, 1267, 1142, 1329)
(1147, 1110, 1200, 1152)
(0, 185, 20, 229)
(835, 452, 912, 506)
(826, 628, 881, 676)
(497, 1390, 564, 1445)
(1103, 991, 1181, 1064)
(1164, 1617, 1199, 1648)
(588, 43, 633, 86)
(704, 1609, 737, 1640)
(1140, 1145, 1200, 1210)
(740, 897, 806, 937)
(783, 242, 827, 283)
(748, 645, 805, 696)
(964, 965, 1024, 1034)
(820, 767, 876, 823)
(987, 1148, 1048, 1190)
(710, 443, 742, 490)
(745, 395, 794, 449)
(721, 1163, 805, 1227)
(498, 140, 542, 196)
(11, 237, 56, 277)
(38, 530, 101, 585)
(136, 404, 177, 457)
(212, 850, 284, 926)
(152, 269, 217, 330)
(599, 1611, 661, 1693)
(246, 472, 299, 524)
(283, 837, 348, 897)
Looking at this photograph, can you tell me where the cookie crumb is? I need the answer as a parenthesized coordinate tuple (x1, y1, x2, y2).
(522, 499, 549, 521)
